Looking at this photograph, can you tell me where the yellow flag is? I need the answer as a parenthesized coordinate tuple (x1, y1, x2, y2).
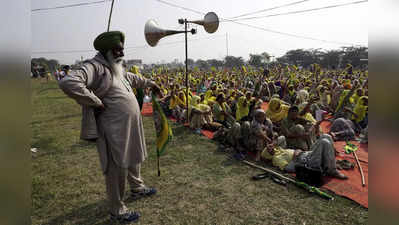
(242, 66, 247, 74)
(152, 94, 173, 155)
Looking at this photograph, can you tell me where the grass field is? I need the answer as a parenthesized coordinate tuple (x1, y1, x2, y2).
(31, 79, 368, 225)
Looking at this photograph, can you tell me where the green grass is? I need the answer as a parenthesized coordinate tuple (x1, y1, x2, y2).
(31, 80, 368, 225)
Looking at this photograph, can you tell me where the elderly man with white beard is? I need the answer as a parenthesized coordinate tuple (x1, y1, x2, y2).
(59, 31, 161, 223)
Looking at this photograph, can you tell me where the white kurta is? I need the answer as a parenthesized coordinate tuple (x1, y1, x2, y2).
(96, 75, 148, 170)
(59, 53, 153, 173)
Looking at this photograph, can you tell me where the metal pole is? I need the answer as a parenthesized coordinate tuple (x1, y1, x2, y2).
(185, 19, 189, 124)
(226, 33, 229, 57)
(107, 0, 115, 31)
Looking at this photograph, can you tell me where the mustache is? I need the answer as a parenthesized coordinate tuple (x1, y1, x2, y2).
(114, 57, 123, 63)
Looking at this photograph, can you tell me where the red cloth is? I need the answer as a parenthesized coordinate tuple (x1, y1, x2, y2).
(141, 102, 153, 116)
(142, 102, 369, 208)
(320, 121, 368, 208)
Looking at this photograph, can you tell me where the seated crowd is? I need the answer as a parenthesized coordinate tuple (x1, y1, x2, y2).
(138, 64, 368, 180)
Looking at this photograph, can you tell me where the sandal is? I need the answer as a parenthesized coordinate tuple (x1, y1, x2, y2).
(252, 173, 270, 180)
(336, 159, 354, 170)
(271, 175, 287, 185)
(110, 211, 140, 223)
(131, 187, 157, 200)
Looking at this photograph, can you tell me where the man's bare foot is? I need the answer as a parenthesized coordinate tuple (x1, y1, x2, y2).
(330, 132, 337, 141)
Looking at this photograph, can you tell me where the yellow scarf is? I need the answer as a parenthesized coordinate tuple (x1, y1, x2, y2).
(336, 90, 354, 112)
(353, 96, 368, 123)
(189, 95, 200, 114)
(236, 96, 250, 121)
(298, 103, 317, 124)
(266, 98, 289, 123)
(352, 89, 363, 106)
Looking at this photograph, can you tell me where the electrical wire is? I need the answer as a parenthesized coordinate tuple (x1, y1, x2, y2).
(228, 0, 311, 19)
(154, 0, 363, 46)
(31, 0, 112, 12)
(229, 0, 368, 21)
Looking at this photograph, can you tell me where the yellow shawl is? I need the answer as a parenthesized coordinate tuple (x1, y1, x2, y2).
(236, 96, 250, 121)
(353, 96, 368, 123)
(266, 98, 289, 123)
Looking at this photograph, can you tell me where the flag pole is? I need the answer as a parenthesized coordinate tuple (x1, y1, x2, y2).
(157, 148, 161, 176)
(107, 0, 115, 31)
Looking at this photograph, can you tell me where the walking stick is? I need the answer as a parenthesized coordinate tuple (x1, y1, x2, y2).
(242, 160, 334, 200)
(344, 141, 366, 187)
(353, 151, 365, 186)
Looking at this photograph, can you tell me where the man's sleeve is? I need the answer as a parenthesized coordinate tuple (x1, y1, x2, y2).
(58, 63, 103, 107)
(125, 72, 153, 89)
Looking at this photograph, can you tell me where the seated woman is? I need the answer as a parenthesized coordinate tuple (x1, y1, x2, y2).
(347, 96, 368, 130)
(236, 91, 252, 122)
(169, 90, 186, 122)
(265, 97, 290, 131)
(189, 96, 207, 133)
(261, 134, 347, 179)
(334, 83, 357, 119)
(317, 85, 333, 112)
(283, 84, 297, 105)
(213, 93, 234, 128)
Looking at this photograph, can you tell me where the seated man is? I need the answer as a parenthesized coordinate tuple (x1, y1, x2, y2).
(248, 109, 272, 161)
(329, 117, 357, 141)
(281, 106, 322, 151)
(262, 134, 347, 179)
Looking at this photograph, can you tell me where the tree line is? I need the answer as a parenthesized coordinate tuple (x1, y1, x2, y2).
(31, 46, 367, 74)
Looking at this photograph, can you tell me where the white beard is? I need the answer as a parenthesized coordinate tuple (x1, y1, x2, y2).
(106, 51, 124, 79)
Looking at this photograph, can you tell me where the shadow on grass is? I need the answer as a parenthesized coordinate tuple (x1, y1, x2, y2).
(171, 124, 190, 137)
(42, 200, 116, 225)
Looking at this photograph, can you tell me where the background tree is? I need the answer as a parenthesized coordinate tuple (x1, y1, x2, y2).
(224, 56, 245, 68)
(248, 54, 263, 67)
(206, 59, 224, 69)
(320, 50, 343, 69)
(185, 58, 195, 69)
(341, 46, 368, 68)
(195, 59, 210, 70)
(261, 52, 271, 63)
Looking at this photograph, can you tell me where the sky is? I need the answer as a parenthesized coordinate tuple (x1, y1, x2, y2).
(31, 0, 368, 65)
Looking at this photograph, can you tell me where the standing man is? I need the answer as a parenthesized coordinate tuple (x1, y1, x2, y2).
(61, 65, 71, 80)
(59, 31, 161, 223)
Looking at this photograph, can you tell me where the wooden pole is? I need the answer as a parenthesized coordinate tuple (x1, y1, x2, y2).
(353, 151, 366, 186)
(242, 160, 296, 183)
